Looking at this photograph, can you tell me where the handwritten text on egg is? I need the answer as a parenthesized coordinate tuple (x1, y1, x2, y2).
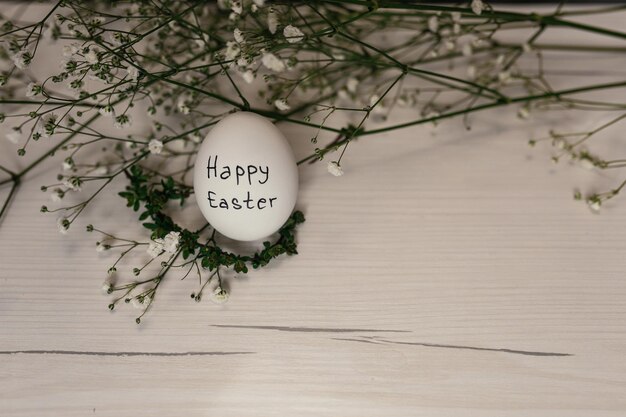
(205, 155, 277, 210)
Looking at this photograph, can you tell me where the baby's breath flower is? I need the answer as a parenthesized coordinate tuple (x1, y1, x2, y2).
(239, 69, 255, 84)
(99, 105, 114, 117)
(517, 107, 530, 119)
(11, 49, 31, 70)
(253, 0, 265, 6)
(453, 23, 461, 35)
(267, 9, 278, 34)
(148, 139, 163, 154)
(427, 16, 439, 33)
(462, 43, 473, 57)
(261, 52, 285, 72)
(231, 0, 242, 15)
(211, 286, 229, 303)
(587, 196, 601, 212)
(224, 41, 241, 61)
(63, 176, 82, 192)
(161, 231, 180, 254)
(124, 66, 139, 81)
(346, 77, 359, 93)
(451, 11, 461, 22)
(114, 114, 132, 129)
(327, 161, 344, 177)
(283, 25, 304, 43)
(62, 44, 78, 57)
(274, 99, 290, 111)
(471, 0, 486, 15)
(233, 28, 245, 43)
(498, 70, 511, 84)
(147, 240, 163, 258)
(40, 113, 59, 137)
(177, 98, 190, 114)
(101, 280, 113, 294)
(6, 129, 21, 144)
(57, 216, 70, 234)
(26, 82, 41, 98)
(579, 157, 595, 170)
(131, 296, 144, 309)
(50, 188, 64, 202)
(84, 48, 99, 64)
(62, 157, 74, 171)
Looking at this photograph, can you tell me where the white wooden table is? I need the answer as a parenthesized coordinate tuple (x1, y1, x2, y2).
(1, 5, 626, 416)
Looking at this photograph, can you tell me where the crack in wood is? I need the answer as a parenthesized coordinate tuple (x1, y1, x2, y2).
(0, 350, 255, 357)
(211, 324, 410, 333)
(336, 337, 573, 357)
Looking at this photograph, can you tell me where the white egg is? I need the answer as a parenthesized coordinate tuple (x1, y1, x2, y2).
(193, 112, 299, 241)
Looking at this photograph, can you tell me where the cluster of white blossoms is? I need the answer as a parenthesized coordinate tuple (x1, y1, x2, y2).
(146, 231, 181, 258)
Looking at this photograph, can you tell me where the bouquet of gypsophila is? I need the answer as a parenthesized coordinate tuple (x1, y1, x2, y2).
(1, 0, 625, 322)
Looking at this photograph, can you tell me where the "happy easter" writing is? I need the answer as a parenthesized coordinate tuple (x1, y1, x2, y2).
(205, 155, 277, 210)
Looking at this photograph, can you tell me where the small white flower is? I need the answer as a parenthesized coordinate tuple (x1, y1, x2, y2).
(239, 69, 255, 84)
(471, 0, 485, 15)
(451, 11, 461, 22)
(444, 40, 456, 51)
(11, 49, 31, 69)
(62, 158, 74, 171)
(346, 77, 359, 93)
(462, 43, 473, 57)
(253, 0, 265, 6)
(498, 70, 511, 84)
(327, 161, 344, 177)
(62, 44, 78, 57)
(283, 25, 304, 43)
(231, 0, 242, 14)
(337, 89, 349, 100)
(267, 9, 278, 34)
(96, 241, 109, 253)
(26, 82, 40, 98)
(211, 287, 229, 304)
(6, 130, 21, 144)
(57, 217, 70, 234)
(587, 198, 601, 212)
(50, 188, 64, 202)
(99, 105, 114, 117)
(40, 113, 58, 138)
(224, 41, 241, 61)
(63, 176, 82, 192)
(93, 165, 109, 176)
(261, 52, 285, 72)
(142, 295, 152, 305)
(161, 231, 180, 254)
(84, 49, 99, 64)
(178, 98, 190, 114)
(114, 115, 132, 129)
(131, 297, 144, 309)
(369, 94, 380, 107)
(517, 107, 529, 120)
(234, 28, 245, 44)
(148, 139, 163, 155)
(101, 280, 113, 294)
(124, 66, 139, 81)
(522, 42, 532, 53)
(274, 99, 291, 111)
(467, 65, 476, 79)
(579, 157, 595, 170)
(427, 16, 439, 33)
(495, 54, 505, 66)
(147, 240, 163, 258)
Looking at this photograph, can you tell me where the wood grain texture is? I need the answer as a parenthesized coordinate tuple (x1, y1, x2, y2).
(1, 5, 626, 416)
